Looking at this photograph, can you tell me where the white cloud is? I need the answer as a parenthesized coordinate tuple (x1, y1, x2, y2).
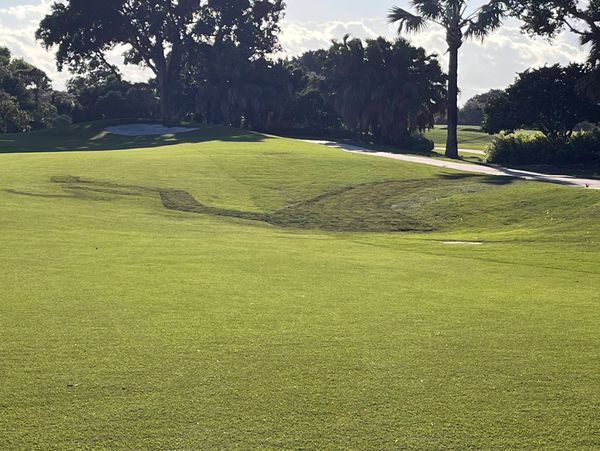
(0, 0, 53, 20)
(0, 1, 590, 103)
(0, 0, 150, 89)
(0, 0, 67, 85)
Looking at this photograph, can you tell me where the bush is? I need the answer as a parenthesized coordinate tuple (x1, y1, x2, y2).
(487, 131, 600, 166)
(395, 134, 434, 153)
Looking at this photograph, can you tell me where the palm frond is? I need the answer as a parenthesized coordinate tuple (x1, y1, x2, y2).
(465, 0, 506, 39)
(388, 6, 428, 33)
(586, 36, 600, 65)
(410, 0, 442, 20)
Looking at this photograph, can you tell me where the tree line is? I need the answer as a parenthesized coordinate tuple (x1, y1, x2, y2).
(2, 0, 600, 161)
(0, 47, 74, 133)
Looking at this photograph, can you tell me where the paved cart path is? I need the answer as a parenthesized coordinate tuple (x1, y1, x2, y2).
(304, 140, 600, 190)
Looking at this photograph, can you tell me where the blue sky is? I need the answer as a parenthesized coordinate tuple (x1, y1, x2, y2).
(0, 0, 588, 101)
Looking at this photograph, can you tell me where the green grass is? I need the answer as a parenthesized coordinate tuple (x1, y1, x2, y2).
(1, 122, 600, 449)
(424, 125, 540, 152)
(424, 125, 497, 151)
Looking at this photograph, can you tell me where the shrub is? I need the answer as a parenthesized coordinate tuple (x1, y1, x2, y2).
(487, 131, 600, 166)
(396, 134, 435, 153)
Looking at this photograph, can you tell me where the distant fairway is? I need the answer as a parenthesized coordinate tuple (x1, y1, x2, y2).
(424, 125, 540, 155)
(1, 122, 599, 449)
(424, 125, 497, 151)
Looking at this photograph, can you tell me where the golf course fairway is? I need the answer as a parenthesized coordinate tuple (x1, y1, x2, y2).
(1, 122, 599, 449)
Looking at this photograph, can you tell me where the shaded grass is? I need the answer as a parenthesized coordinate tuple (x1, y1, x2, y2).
(0, 118, 264, 154)
(1, 122, 599, 449)
(492, 162, 600, 180)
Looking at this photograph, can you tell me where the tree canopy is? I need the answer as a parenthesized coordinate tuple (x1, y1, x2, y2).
(179, 36, 446, 148)
(0, 47, 71, 133)
(508, 1, 600, 99)
(508, 1, 598, 39)
(459, 89, 504, 126)
(320, 37, 446, 147)
(36, 0, 285, 119)
(483, 64, 600, 141)
(66, 70, 159, 122)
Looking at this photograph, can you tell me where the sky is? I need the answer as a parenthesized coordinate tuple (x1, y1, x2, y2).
(0, 0, 589, 102)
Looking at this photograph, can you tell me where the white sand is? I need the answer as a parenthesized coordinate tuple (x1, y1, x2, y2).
(105, 123, 199, 136)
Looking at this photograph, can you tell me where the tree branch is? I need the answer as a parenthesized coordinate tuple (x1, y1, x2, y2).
(94, 50, 122, 81)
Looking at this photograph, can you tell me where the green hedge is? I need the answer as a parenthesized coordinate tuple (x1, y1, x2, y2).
(487, 132, 600, 166)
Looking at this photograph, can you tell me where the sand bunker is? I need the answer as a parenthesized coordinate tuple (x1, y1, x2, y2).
(105, 123, 199, 136)
(443, 241, 484, 245)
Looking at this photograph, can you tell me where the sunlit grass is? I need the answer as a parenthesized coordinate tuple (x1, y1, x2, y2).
(1, 122, 599, 449)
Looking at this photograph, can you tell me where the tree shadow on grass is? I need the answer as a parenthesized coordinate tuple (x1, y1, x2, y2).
(0, 119, 267, 154)
(301, 138, 438, 158)
(493, 162, 600, 181)
(437, 169, 597, 188)
(437, 172, 517, 186)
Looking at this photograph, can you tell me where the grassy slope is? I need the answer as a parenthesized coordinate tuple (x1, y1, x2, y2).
(1, 123, 600, 449)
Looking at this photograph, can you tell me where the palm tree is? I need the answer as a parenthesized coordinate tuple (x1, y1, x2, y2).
(389, 0, 507, 159)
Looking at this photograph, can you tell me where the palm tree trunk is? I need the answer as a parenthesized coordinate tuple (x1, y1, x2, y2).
(446, 45, 459, 159)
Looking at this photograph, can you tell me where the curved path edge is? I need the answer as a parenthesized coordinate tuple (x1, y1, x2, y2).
(304, 140, 600, 190)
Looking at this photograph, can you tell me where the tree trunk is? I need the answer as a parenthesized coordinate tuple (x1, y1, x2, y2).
(446, 45, 460, 159)
(157, 60, 174, 121)
(158, 78, 172, 121)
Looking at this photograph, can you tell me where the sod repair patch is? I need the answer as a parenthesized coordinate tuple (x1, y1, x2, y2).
(9, 176, 436, 232)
